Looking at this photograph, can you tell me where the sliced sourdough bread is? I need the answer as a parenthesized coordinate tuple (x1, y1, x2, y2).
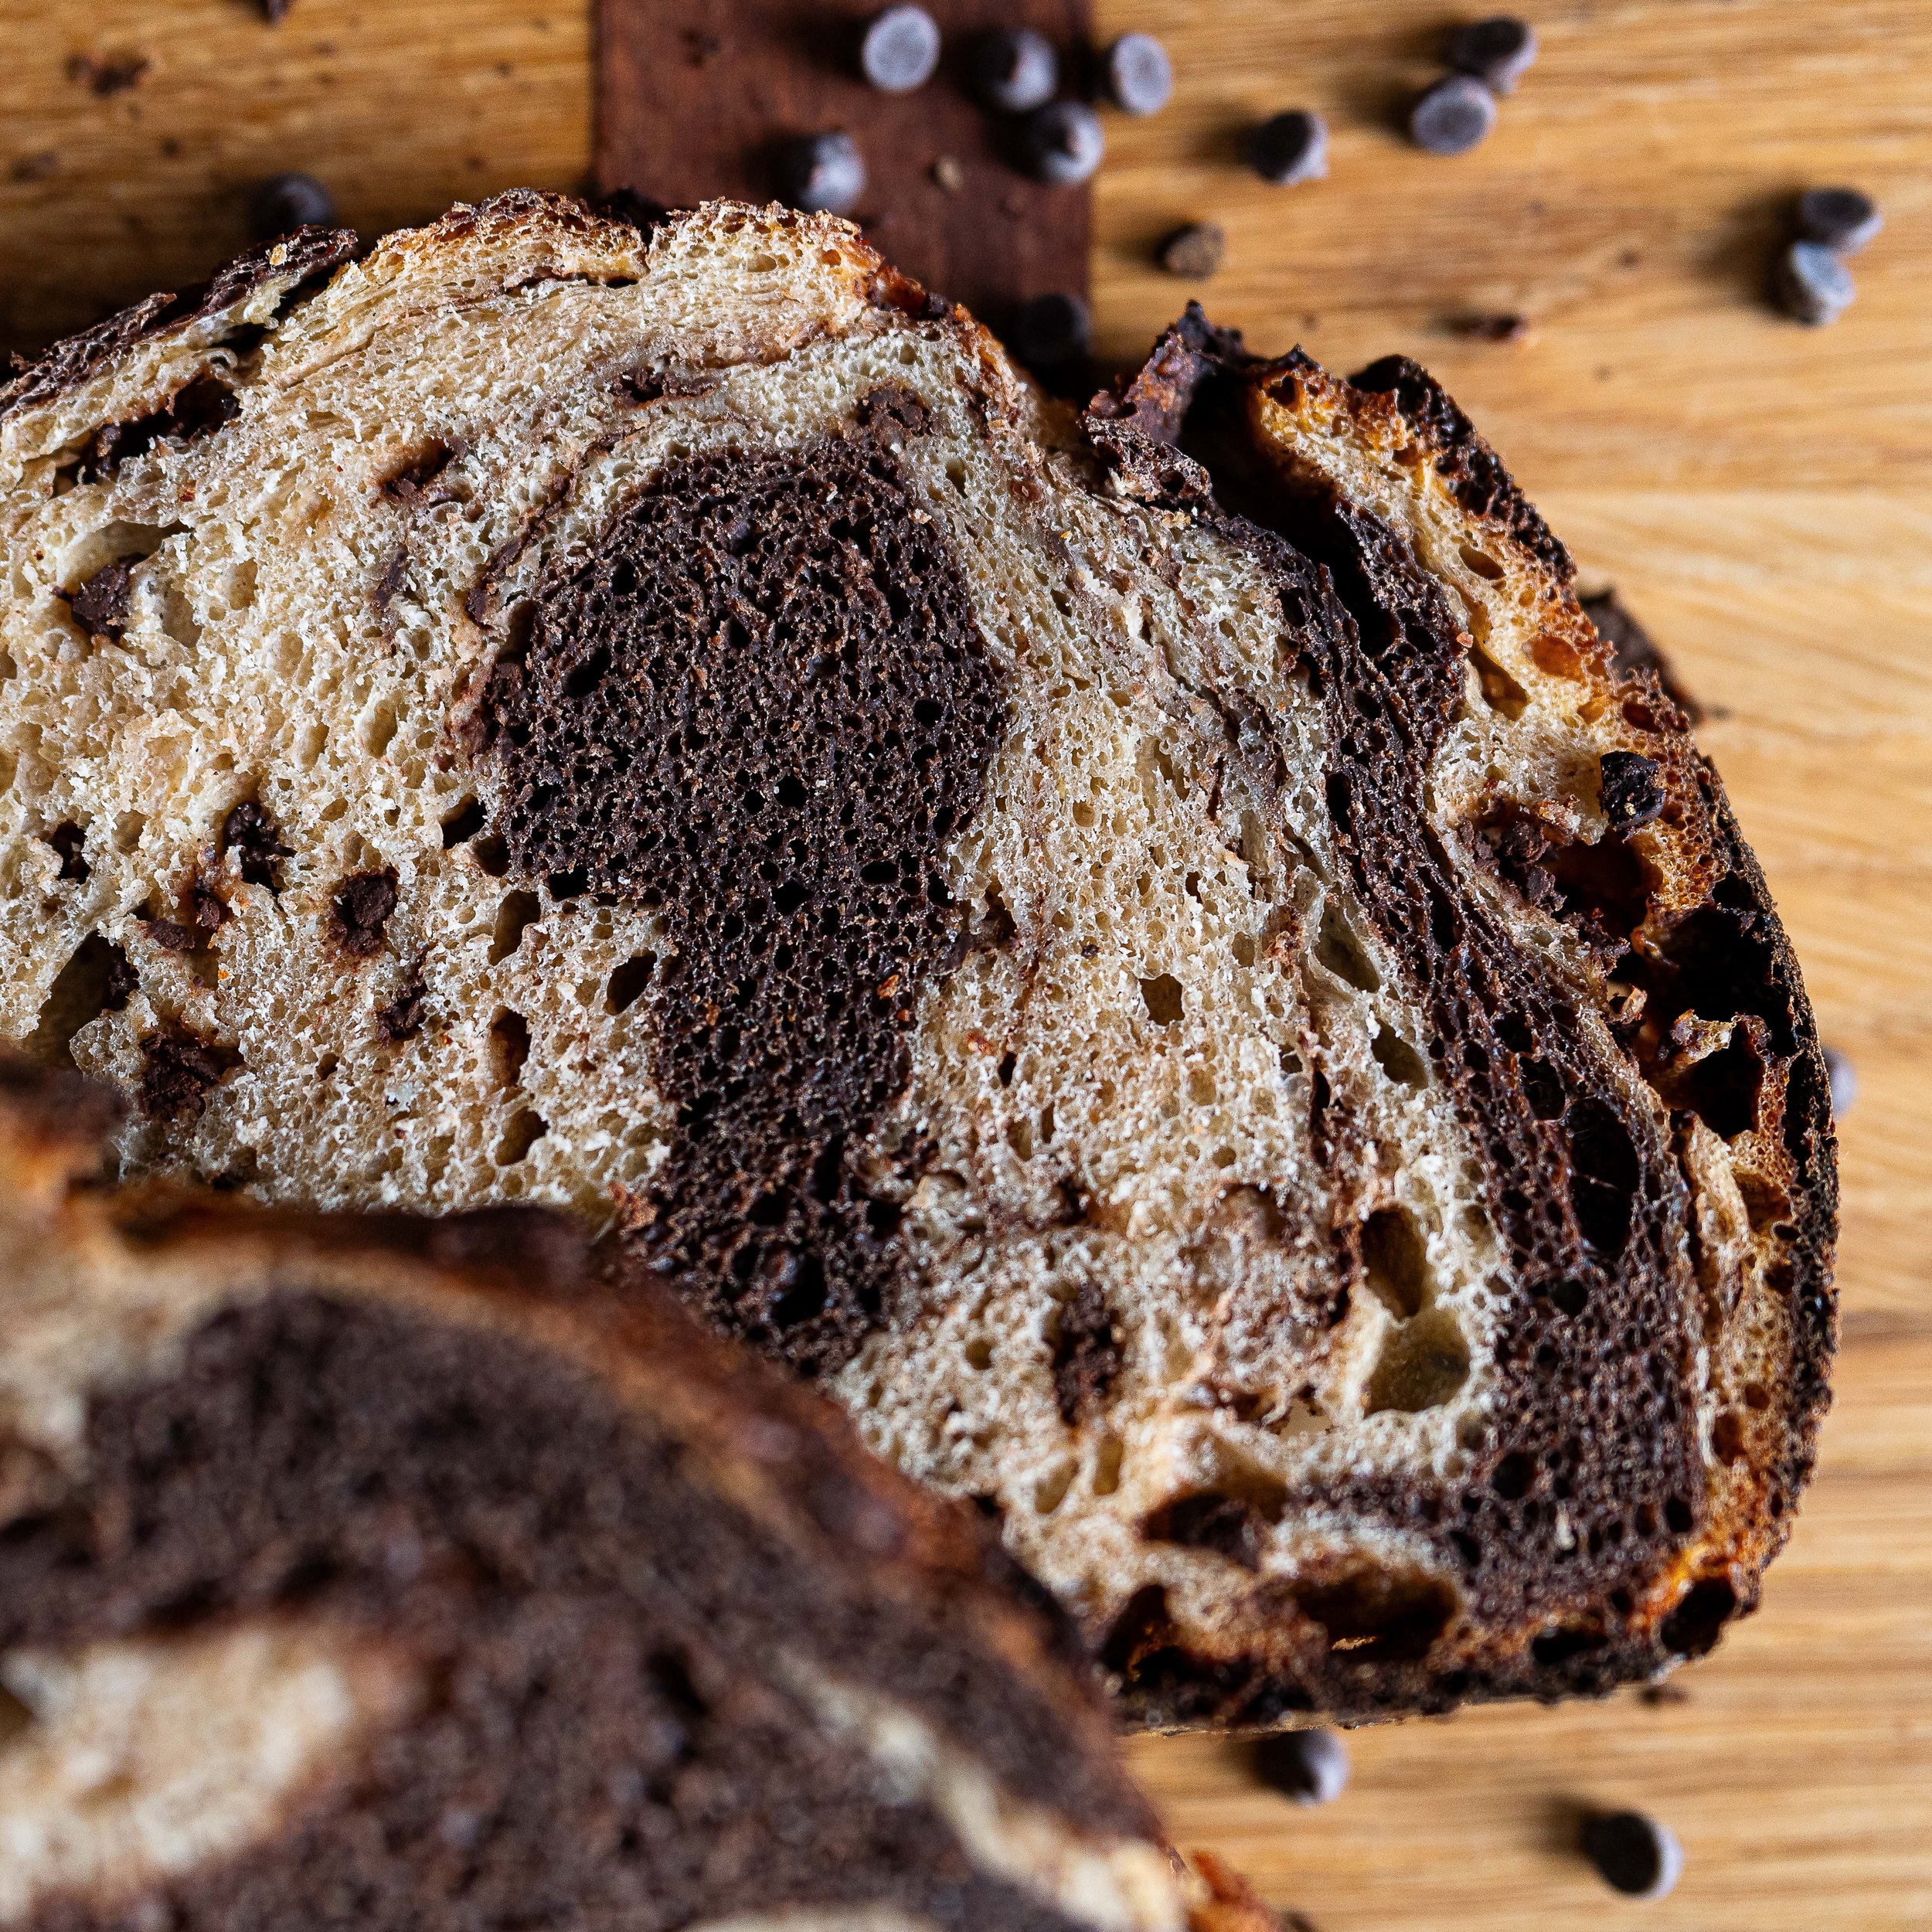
(0, 195, 1835, 1726)
(0, 1055, 1252, 1932)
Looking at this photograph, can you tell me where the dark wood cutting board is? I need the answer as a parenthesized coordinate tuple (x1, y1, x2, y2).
(596, 0, 1091, 334)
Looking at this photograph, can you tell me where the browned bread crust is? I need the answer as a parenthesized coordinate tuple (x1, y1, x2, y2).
(1080, 309, 1836, 1721)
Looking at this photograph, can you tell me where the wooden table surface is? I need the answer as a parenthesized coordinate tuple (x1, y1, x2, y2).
(4, 3, 1929, 1927)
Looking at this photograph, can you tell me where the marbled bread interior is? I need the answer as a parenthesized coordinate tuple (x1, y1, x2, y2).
(0, 1056, 1211, 1932)
(0, 194, 1835, 1726)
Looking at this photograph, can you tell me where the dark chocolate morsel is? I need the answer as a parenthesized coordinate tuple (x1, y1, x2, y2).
(1582, 1810, 1684, 1899)
(332, 869, 399, 958)
(250, 172, 338, 241)
(1021, 101, 1105, 186)
(971, 28, 1057, 114)
(1103, 33, 1173, 117)
(1448, 16, 1539, 94)
(1598, 750, 1665, 831)
(1250, 1728, 1351, 1805)
(69, 560, 136, 641)
(138, 1027, 236, 1121)
(775, 132, 867, 216)
(1775, 239, 1855, 325)
(1247, 110, 1328, 186)
(1158, 222, 1226, 280)
(1794, 185, 1883, 255)
(221, 800, 290, 891)
(1409, 75, 1497, 155)
(860, 5, 940, 93)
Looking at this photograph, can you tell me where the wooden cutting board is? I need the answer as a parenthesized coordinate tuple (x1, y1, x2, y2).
(2, 3, 1929, 1927)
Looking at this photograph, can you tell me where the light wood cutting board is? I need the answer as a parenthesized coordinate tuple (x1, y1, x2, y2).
(2, 3, 1928, 1927)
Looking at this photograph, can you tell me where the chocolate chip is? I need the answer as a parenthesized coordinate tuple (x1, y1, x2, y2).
(1102, 33, 1173, 117)
(1020, 101, 1105, 186)
(1247, 110, 1329, 185)
(260, 0, 293, 19)
(1447, 310, 1530, 342)
(1251, 1729, 1351, 1806)
(1582, 1810, 1683, 1900)
(1410, 75, 1496, 155)
(191, 881, 232, 930)
(1822, 1045, 1858, 1118)
(221, 800, 290, 891)
(141, 917, 199, 954)
(1448, 16, 1538, 94)
(971, 28, 1058, 113)
(1009, 291, 1090, 369)
(138, 1027, 236, 1122)
(860, 5, 940, 94)
(70, 560, 135, 642)
(1597, 750, 1665, 831)
(1158, 221, 1226, 280)
(377, 982, 427, 1043)
(68, 53, 149, 97)
(775, 132, 866, 215)
(1775, 240, 1855, 325)
(1795, 185, 1883, 255)
(332, 868, 398, 958)
(250, 172, 337, 240)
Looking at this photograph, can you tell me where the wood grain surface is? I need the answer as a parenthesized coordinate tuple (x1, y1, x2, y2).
(2, 4, 1928, 1928)
(597, 0, 1092, 335)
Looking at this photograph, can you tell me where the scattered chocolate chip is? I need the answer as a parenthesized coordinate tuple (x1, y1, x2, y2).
(775, 131, 866, 215)
(260, 0, 294, 19)
(1009, 291, 1090, 369)
(9, 151, 58, 182)
(1582, 1810, 1683, 1900)
(930, 154, 964, 192)
(1448, 310, 1531, 342)
(48, 822, 90, 882)
(1795, 185, 1883, 255)
(1247, 109, 1329, 185)
(1251, 1729, 1351, 1806)
(1102, 33, 1173, 117)
(1448, 16, 1538, 94)
(1598, 750, 1665, 832)
(1822, 1045, 1858, 1118)
(1775, 240, 1855, 325)
(377, 981, 427, 1043)
(1021, 101, 1105, 186)
(141, 917, 199, 954)
(1410, 74, 1497, 155)
(69, 561, 136, 642)
(1158, 221, 1226, 280)
(221, 800, 289, 890)
(332, 867, 398, 958)
(971, 28, 1058, 114)
(79, 372, 240, 484)
(138, 1027, 236, 1123)
(250, 171, 337, 240)
(1638, 1680, 1690, 1706)
(68, 52, 149, 97)
(860, 5, 940, 92)
(191, 880, 232, 930)
(383, 437, 467, 504)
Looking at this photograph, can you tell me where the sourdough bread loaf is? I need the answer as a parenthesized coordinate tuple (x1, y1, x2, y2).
(0, 1055, 1249, 1932)
(0, 194, 1836, 1726)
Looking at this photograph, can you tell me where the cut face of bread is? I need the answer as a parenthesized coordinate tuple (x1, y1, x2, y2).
(0, 1057, 1202, 1932)
(0, 196, 1835, 1726)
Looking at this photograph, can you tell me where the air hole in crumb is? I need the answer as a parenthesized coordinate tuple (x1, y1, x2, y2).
(490, 1009, 531, 1087)
(1139, 973, 1184, 1026)
(0, 1682, 30, 1743)
(964, 1335, 993, 1370)
(495, 1107, 547, 1165)
(1033, 1461, 1076, 1515)
(1291, 1565, 1458, 1662)
(361, 702, 399, 757)
(1711, 1410, 1748, 1463)
(315, 1053, 338, 1080)
(471, 835, 509, 877)
(23, 934, 135, 1066)
(1458, 543, 1505, 581)
(440, 797, 486, 847)
(996, 1050, 1016, 1087)
(1006, 1116, 1034, 1162)
(1362, 1207, 1430, 1318)
(489, 890, 542, 964)
(1370, 1028, 1428, 1088)
(1315, 900, 1381, 992)
(1471, 644, 1529, 718)
(1092, 1434, 1124, 1496)
(1363, 1308, 1469, 1414)
(606, 954, 655, 1015)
